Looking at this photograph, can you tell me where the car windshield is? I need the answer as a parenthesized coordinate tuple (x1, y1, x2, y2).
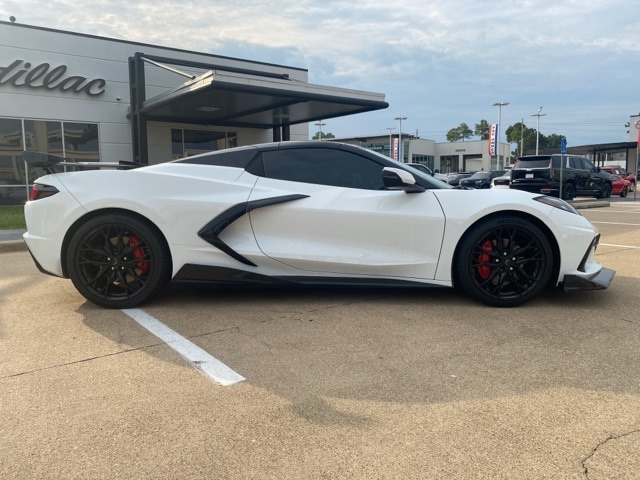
(469, 172, 491, 179)
(406, 164, 432, 175)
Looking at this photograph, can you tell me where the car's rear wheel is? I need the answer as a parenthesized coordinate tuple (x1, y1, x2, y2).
(562, 183, 575, 200)
(596, 183, 612, 199)
(455, 216, 553, 307)
(66, 213, 171, 308)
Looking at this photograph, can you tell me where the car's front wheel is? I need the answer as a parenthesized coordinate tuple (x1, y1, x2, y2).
(454, 216, 553, 307)
(66, 213, 171, 308)
(620, 186, 629, 198)
(596, 183, 612, 199)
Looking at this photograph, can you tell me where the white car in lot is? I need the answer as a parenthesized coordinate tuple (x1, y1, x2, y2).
(406, 163, 449, 182)
(23, 142, 614, 308)
(491, 172, 512, 188)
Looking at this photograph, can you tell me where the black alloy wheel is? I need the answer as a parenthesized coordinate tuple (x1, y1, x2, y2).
(455, 216, 553, 307)
(597, 183, 612, 199)
(562, 183, 575, 201)
(66, 213, 171, 308)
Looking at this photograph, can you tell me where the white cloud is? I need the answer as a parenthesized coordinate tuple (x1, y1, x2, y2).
(1, 0, 639, 144)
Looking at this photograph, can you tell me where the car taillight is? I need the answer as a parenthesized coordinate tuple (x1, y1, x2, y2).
(29, 183, 59, 201)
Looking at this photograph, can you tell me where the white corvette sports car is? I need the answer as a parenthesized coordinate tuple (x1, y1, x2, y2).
(23, 141, 614, 309)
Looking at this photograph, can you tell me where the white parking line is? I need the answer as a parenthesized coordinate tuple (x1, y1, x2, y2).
(591, 221, 640, 226)
(122, 308, 245, 386)
(600, 243, 640, 249)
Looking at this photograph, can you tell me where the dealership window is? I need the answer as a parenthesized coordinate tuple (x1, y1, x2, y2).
(0, 118, 99, 204)
(410, 155, 435, 171)
(171, 128, 237, 160)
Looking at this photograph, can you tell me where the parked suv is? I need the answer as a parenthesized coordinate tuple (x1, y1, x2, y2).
(510, 154, 612, 200)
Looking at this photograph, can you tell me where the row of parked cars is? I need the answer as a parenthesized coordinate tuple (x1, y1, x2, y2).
(411, 155, 636, 200)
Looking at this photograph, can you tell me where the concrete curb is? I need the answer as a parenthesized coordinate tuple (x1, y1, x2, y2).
(0, 229, 26, 253)
(571, 200, 610, 209)
(0, 239, 26, 253)
(0, 200, 610, 254)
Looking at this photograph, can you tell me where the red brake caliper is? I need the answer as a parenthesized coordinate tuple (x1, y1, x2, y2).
(129, 235, 149, 272)
(476, 240, 492, 280)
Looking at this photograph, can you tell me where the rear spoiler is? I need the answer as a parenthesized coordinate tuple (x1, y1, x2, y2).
(23, 151, 139, 174)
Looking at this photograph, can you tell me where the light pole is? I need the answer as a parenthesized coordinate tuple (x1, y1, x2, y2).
(635, 119, 640, 201)
(314, 121, 326, 140)
(394, 116, 407, 162)
(492, 102, 509, 168)
(531, 107, 546, 155)
(385, 127, 395, 158)
(520, 118, 524, 157)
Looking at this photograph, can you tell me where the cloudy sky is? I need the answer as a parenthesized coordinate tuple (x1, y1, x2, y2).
(2, 0, 639, 147)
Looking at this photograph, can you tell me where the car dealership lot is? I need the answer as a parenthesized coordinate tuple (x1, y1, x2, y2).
(2, 202, 640, 479)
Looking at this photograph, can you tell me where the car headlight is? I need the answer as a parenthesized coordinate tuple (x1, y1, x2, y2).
(533, 195, 580, 215)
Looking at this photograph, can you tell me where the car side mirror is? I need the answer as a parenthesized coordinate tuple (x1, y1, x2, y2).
(382, 167, 426, 193)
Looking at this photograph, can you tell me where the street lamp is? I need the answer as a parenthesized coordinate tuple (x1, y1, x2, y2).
(314, 121, 326, 140)
(492, 102, 509, 168)
(394, 116, 407, 162)
(385, 127, 395, 158)
(531, 106, 546, 155)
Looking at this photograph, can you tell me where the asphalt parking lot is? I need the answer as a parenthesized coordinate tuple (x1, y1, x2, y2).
(2, 199, 640, 479)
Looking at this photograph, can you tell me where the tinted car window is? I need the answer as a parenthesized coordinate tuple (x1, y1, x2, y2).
(261, 148, 386, 190)
(581, 158, 597, 171)
(174, 146, 258, 167)
(513, 157, 552, 169)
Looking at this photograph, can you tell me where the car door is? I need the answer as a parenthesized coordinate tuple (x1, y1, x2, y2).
(568, 156, 590, 194)
(247, 146, 446, 280)
(576, 157, 602, 194)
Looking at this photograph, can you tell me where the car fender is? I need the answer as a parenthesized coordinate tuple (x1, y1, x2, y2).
(430, 189, 595, 283)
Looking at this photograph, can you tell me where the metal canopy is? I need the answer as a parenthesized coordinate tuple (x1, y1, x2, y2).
(566, 141, 638, 170)
(128, 52, 388, 164)
(566, 141, 638, 156)
(141, 69, 389, 128)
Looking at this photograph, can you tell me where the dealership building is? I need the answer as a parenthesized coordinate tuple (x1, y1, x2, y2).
(0, 20, 388, 202)
(333, 134, 511, 173)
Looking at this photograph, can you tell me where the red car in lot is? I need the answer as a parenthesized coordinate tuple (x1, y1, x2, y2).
(611, 175, 632, 197)
(601, 165, 635, 191)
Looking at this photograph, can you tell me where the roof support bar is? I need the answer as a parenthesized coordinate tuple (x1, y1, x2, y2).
(128, 52, 148, 165)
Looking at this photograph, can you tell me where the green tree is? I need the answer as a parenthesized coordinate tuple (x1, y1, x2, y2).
(506, 122, 537, 156)
(312, 131, 335, 140)
(542, 133, 564, 150)
(474, 119, 490, 140)
(446, 123, 473, 142)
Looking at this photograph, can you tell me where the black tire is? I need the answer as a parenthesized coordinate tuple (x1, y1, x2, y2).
(596, 183, 612, 199)
(561, 183, 575, 200)
(454, 216, 553, 307)
(66, 213, 171, 308)
(620, 186, 628, 198)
